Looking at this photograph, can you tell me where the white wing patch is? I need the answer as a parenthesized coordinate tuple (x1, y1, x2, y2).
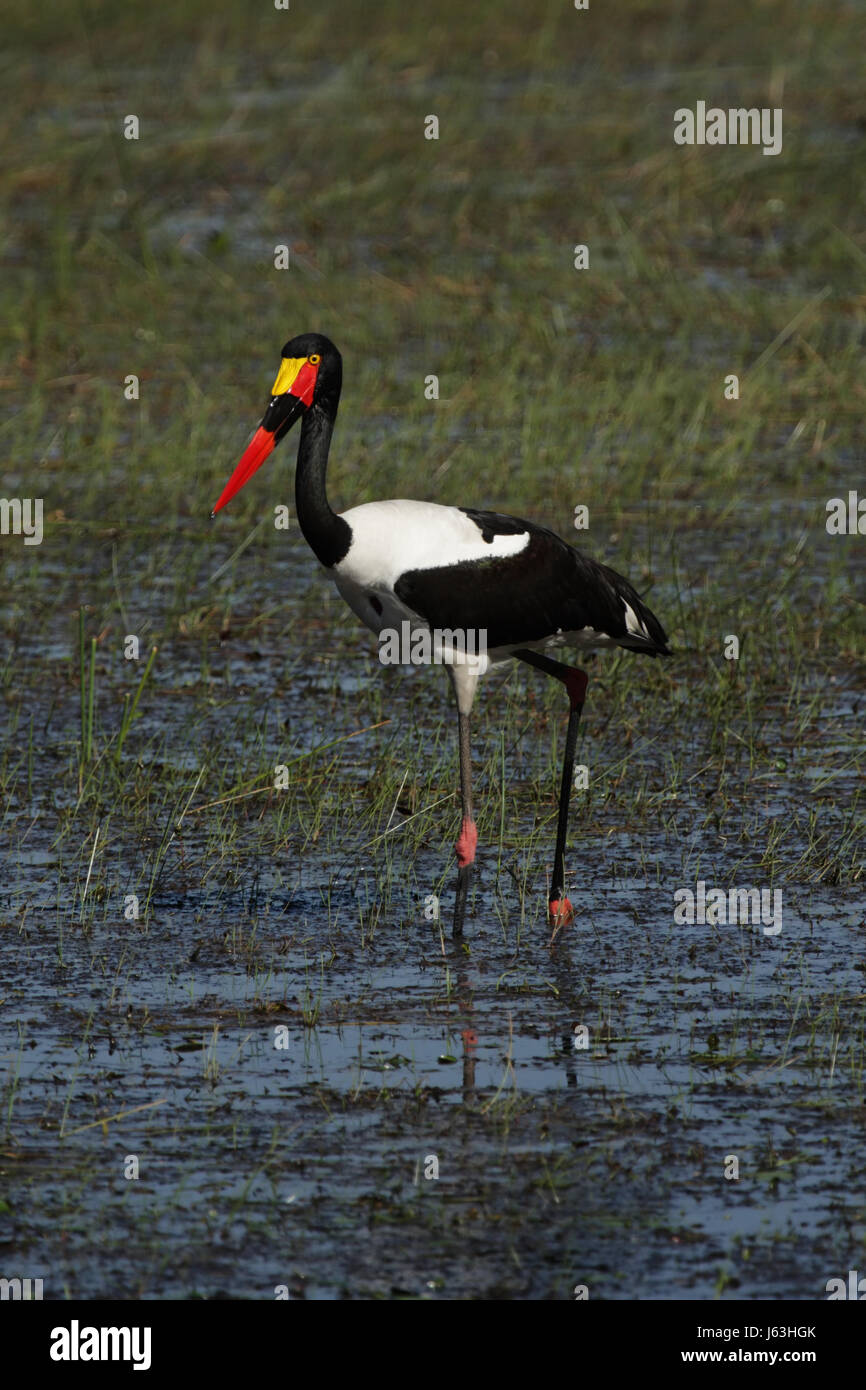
(335, 499, 529, 590)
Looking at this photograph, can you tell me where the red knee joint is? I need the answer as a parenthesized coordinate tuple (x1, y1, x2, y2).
(564, 669, 588, 709)
(455, 818, 478, 868)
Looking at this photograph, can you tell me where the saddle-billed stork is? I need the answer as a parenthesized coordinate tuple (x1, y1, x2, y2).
(212, 333, 670, 935)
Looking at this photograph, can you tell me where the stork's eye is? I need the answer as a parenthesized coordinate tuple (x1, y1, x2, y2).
(308, 353, 321, 365)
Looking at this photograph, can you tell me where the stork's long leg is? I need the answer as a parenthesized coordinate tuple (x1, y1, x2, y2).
(515, 649, 588, 924)
(453, 708, 477, 935)
(448, 665, 480, 937)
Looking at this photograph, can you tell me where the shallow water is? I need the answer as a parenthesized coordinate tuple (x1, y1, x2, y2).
(2, 520, 864, 1298)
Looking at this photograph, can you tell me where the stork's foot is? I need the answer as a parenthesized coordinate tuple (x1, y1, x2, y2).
(548, 895, 574, 927)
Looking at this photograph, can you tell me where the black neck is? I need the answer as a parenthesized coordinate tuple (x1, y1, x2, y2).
(294, 403, 352, 568)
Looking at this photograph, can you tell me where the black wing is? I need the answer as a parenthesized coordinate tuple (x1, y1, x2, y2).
(393, 510, 670, 655)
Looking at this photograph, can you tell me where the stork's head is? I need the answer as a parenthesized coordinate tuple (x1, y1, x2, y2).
(211, 333, 342, 516)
